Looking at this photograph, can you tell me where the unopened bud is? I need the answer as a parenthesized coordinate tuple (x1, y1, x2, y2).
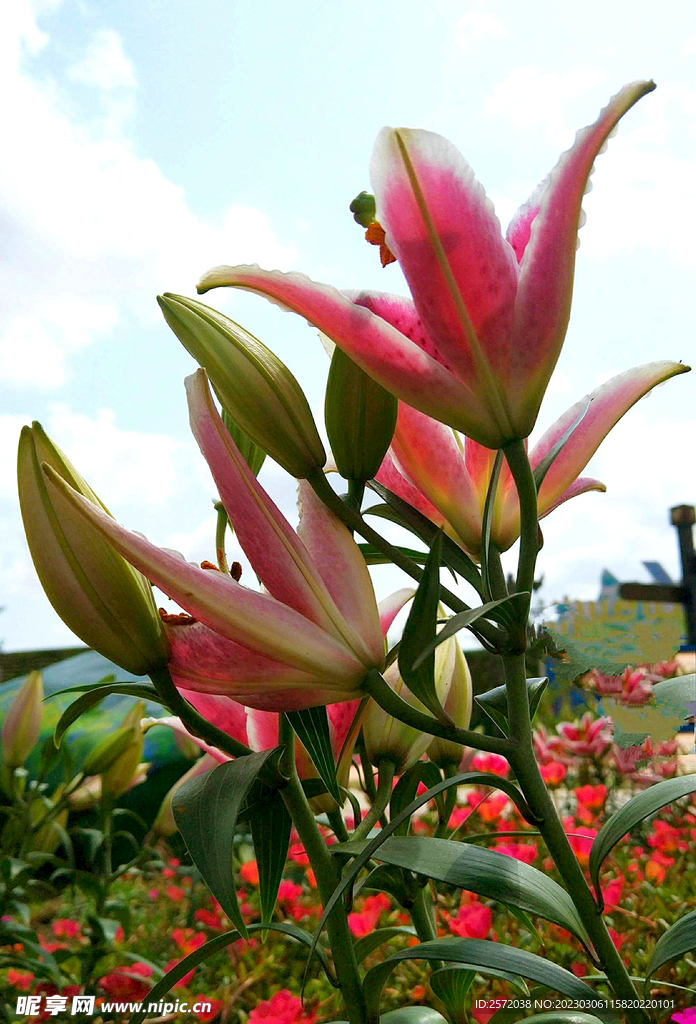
(158, 294, 325, 478)
(349, 191, 376, 228)
(101, 702, 146, 798)
(18, 424, 168, 675)
(82, 725, 138, 779)
(427, 643, 473, 768)
(325, 347, 397, 482)
(364, 637, 456, 773)
(2, 671, 43, 769)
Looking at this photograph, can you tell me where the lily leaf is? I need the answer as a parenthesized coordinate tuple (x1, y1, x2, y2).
(172, 750, 277, 938)
(589, 774, 696, 907)
(362, 937, 618, 1024)
(353, 925, 418, 964)
(481, 450, 503, 602)
(645, 908, 696, 989)
(475, 678, 548, 725)
(249, 790, 292, 925)
(287, 706, 341, 805)
(413, 597, 525, 670)
(53, 683, 161, 746)
(338, 836, 591, 949)
(399, 532, 447, 722)
(390, 761, 444, 835)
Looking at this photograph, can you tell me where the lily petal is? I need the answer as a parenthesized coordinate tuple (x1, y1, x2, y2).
(378, 587, 415, 637)
(197, 265, 502, 446)
(173, 689, 249, 746)
(186, 369, 353, 645)
(147, 715, 230, 764)
(540, 476, 606, 519)
(370, 126, 519, 441)
(390, 404, 482, 556)
(509, 81, 656, 434)
(375, 450, 446, 525)
(296, 481, 384, 665)
(43, 466, 366, 684)
(532, 360, 690, 511)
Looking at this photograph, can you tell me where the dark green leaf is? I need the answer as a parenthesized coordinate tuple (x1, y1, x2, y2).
(476, 701, 510, 736)
(413, 597, 522, 670)
(287, 706, 341, 804)
(366, 481, 482, 594)
(399, 532, 446, 721)
(53, 684, 160, 746)
(481, 451, 503, 601)
(512, 1015, 605, 1024)
(356, 864, 411, 906)
(379, 1010, 449, 1024)
(310, 771, 537, 978)
(429, 965, 476, 1014)
(172, 750, 277, 938)
(353, 925, 418, 964)
(533, 399, 590, 491)
(475, 678, 548, 725)
(340, 836, 591, 948)
(127, 923, 335, 1023)
(390, 761, 443, 835)
(646, 908, 696, 986)
(359, 542, 430, 566)
(362, 938, 619, 1024)
(249, 791, 292, 924)
(589, 774, 696, 906)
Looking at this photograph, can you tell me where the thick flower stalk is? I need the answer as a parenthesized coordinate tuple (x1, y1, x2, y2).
(39, 369, 393, 712)
(373, 356, 689, 559)
(196, 82, 657, 448)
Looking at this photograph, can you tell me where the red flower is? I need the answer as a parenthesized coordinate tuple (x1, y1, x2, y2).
(98, 962, 152, 1001)
(348, 894, 390, 937)
(494, 841, 538, 865)
(540, 761, 566, 785)
(166, 885, 186, 902)
(195, 998, 225, 1021)
(195, 907, 223, 930)
(240, 859, 260, 886)
(52, 918, 81, 940)
(248, 988, 317, 1024)
(563, 819, 597, 865)
(448, 902, 492, 939)
(470, 753, 509, 777)
(172, 928, 206, 956)
(601, 877, 624, 909)
(6, 969, 33, 990)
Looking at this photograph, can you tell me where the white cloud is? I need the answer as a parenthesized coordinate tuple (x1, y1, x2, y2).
(453, 11, 507, 54)
(0, 7, 297, 389)
(483, 67, 603, 145)
(68, 28, 137, 91)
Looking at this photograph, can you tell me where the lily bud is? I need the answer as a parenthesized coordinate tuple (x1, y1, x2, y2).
(82, 725, 138, 779)
(18, 424, 168, 675)
(101, 702, 146, 799)
(325, 346, 397, 482)
(349, 191, 376, 228)
(427, 643, 473, 768)
(26, 786, 69, 856)
(2, 671, 43, 769)
(157, 293, 325, 478)
(363, 636, 457, 773)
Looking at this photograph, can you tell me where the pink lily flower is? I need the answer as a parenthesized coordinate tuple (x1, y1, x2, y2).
(43, 370, 409, 712)
(196, 82, 662, 449)
(369, 347, 688, 559)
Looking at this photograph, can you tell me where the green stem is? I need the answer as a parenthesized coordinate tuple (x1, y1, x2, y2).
(486, 544, 509, 602)
(505, 660, 648, 1020)
(356, 732, 378, 803)
(150, 664, 253, 761)
(280, 761, 367, 1023)
(214, 501, 230, 574)
(308, 470, 504, 649)
(366, 670, 511, 756)
(351, 759, 395, 843)
(503, 439, 538, 600)
(328, 808, 350, 844)
(501, 440, 647, 1023)
(409, 885, 443, 971)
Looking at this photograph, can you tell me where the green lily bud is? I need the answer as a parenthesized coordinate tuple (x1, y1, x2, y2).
(2, 671, 43, 769)
(427, 643, 473, 769)
(157, 293, 325, 478)
(82, 725, 138, 778)
(18, 424, 168, 675)
(101, 702, 146, 799)
(364, 637, 457, 773)
(26, 786, 69, 856)
(325, 346, 397, 482)
(349, 191, 376, 228)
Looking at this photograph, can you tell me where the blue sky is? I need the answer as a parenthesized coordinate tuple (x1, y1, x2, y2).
(1, 0, 694, 652)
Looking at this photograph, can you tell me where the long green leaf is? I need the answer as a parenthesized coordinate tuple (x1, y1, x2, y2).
(339, 836, 591, 949)
(475, 678, 548, 725)
(533, 400, 590, 491)
(481, 451, 503, 601)
(362, 938, 618, 1024)
(390, 761, 443, 835)
(127, 922, 336, 1024)
(308, 770, 537, 977)
(645, 908, 696, 988)
(353, 925, 418, 964)
(412, 597, 521, 670)
(379, 1010, 449, 1024)
(589, 774, 696, 906)
(287, 706, 340, 804)
(512, 1015, 605, 1024)
(429, 965, 476, 1015)
(399, 531, 446, 721)
(366, 480, 483, 594)
(249, 790, 292, 924)
(172, 750, 277, 938)
(359, 542, 430, 566)
(53, 684, 161, 746)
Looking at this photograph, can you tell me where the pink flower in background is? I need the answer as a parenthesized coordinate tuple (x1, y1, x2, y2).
(556, 713, 612, 759)
(672, 1009, 696, 1023)
(248, 990, 317, 1024)
(448, 902, 492, 939)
